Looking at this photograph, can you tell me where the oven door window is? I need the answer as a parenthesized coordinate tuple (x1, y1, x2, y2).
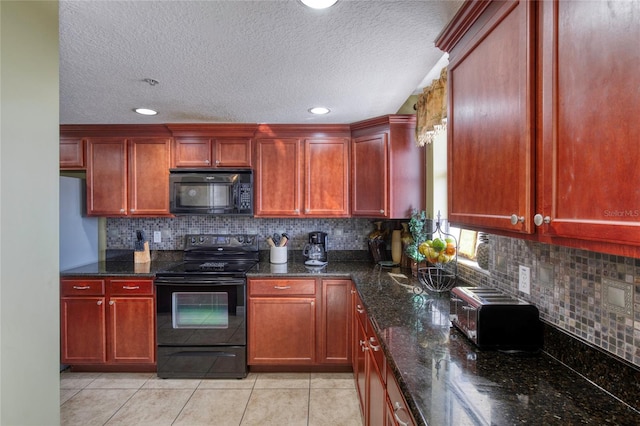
(173, 292, 229, 329)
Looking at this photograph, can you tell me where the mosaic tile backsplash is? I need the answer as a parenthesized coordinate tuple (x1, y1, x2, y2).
(457, 234, 640, 369)
(106, 216, 375, 252)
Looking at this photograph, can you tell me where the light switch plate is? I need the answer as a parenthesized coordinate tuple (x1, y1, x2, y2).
(519, 265, 531, 295)
(153, 231, 162, 243)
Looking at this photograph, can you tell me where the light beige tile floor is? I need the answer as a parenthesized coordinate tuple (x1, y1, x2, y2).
(60, 371, 363, 426)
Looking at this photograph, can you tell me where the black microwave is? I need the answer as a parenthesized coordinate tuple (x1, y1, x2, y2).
(169, 169, 253, 215)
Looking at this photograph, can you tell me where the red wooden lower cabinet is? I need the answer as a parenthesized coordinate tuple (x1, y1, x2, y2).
(352, 284, 415, 426)
(247, 278, 352, 367)
(60, 278, 156, 371)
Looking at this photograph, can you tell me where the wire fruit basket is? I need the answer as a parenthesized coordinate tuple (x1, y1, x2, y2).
(417, 266, 456, 293)
(415, 217, 458, 293)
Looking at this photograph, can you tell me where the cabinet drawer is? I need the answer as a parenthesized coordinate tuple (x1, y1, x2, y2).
(109, 279, 154, 296)
(61, 279, 105, 296)
(249, 279, 316, 296)
(386, 367, 416, 426)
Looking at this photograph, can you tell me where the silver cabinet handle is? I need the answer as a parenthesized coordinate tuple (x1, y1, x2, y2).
(368, 337, 381, 352)
(379, 209, 385, 214)
(462, 305, 476, 311)
(394, 402, 410, 426)
(510, 214, 524, 225)
(120, 208, 125, 213)
(360, 339, 369, 352)
(109, 301, 114, 305)
(273, 285, 291, 290)
(73, 285, 91, 290)
(122, 286, 140, 290)
(215, 160, 220, 165)
(533, 214, 551, 226)
(356, 304, 365, 314)
(96, 300, 103, 306)
(205, 159, 210, 164)
(130, 209, 135, 213)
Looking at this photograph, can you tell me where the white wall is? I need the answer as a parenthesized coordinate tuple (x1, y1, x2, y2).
(1, 1, 60, 424)
(425, 130, 448, 221)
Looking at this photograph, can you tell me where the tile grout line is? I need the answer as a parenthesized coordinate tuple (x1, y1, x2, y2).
(238, 372, 259, 426)
(170, 386, 199, 426)
(100, 376, 152, 426)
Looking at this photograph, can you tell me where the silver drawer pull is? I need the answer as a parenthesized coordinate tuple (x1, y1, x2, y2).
(96, 300, 103, 306)
(462, 305, 477, 311)
(274, 285, 291, 290)
(360, 339, 369, 351)
(72, 285, 91, 290)
(394, 402, 410, 426)
(122, 286, 140, 290)
(368, 337, 381, 352)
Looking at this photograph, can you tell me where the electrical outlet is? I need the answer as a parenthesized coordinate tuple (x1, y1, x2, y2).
(153, 231, 162, 243)
(519, 265, 531, 295)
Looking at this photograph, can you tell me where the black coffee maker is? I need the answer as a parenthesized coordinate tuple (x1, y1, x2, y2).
(305, 231, 328, 263)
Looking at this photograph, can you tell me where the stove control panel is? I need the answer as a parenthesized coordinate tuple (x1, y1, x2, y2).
(185, 234, 258, 250)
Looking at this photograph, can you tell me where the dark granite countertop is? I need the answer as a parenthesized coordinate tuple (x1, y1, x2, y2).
(60, 260, 181, 278)
(61, 258, 640, 424)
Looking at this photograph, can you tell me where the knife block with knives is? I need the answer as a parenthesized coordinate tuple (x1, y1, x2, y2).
(134, 230, 151, 263)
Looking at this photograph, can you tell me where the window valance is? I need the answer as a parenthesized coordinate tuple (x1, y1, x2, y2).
(415, 67, 447, 146)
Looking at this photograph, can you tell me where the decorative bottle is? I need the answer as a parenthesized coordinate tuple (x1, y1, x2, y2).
(391, 229, 402, 265)
(476, 233, 490, 270)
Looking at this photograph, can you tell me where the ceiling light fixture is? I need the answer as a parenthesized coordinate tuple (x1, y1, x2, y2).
(300, 0, 338, 10)
(308, 107, 330, 115)
(134, 108, 158, 116)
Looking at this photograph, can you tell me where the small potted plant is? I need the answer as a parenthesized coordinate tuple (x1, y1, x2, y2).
(405, 209, 429, 275)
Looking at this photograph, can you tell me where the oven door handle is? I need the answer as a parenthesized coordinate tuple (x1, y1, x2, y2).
(154, 278, 245, 286)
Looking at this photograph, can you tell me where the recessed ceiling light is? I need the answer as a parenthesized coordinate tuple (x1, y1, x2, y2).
(134, 108, 158, 116)
(308, 107, 330, 115)
(300, 0, 338, 10)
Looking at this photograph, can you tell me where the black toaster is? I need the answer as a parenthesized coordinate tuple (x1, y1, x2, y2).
(449, 286, 543, 351)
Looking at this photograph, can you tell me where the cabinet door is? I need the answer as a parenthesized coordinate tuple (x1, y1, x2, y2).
(304, 138, 350, 217)
(215, 138, 252, 168)
(318, 279, 352, 364)
(173, 137, 212, 167)
(354, 317, 367, 415)
(352, 133, 388, 217)
(447, 1, 535, 233)
(255, 138, 302, 216)
(86, 138, 127, 216)
(61, 297, 107, 364)
(60, 137, 85, 169)
(248, 297, 315, 364)
(108, 296, 156, 364)
(368, 350, 386, 426)
(128, 137, 171, 216)
(538, 0, 640, 244)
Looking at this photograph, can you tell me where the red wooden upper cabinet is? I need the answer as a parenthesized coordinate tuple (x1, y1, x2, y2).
(351, 115, 425, 219)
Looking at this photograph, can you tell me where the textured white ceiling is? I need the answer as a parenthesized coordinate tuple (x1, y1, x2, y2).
(59, 0, 462, 125)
